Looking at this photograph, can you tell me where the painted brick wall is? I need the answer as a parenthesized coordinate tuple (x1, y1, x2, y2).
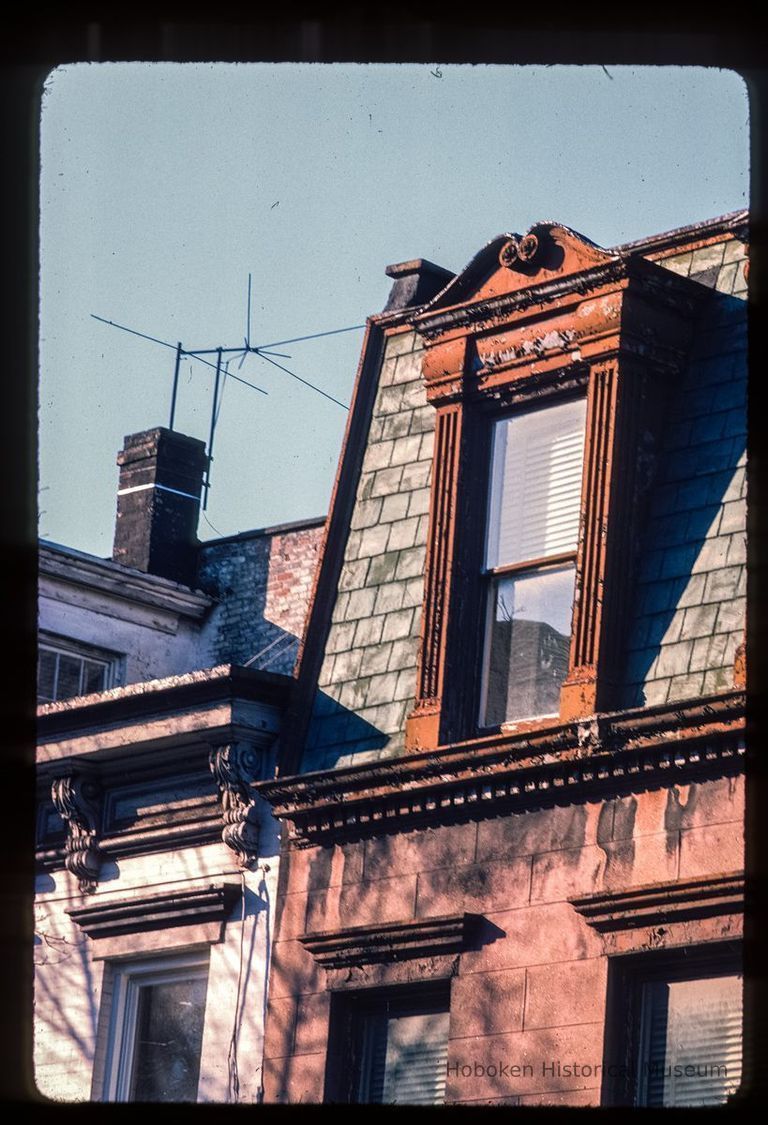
(621, 239, 747, 707)
(198, 521, 323, 676)
(264, 774, 744, 1105)
(302, 330, 434, 771)
(34, 841, 279, 1103)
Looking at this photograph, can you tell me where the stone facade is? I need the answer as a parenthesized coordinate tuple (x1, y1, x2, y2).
(264, 774, 743, 1105)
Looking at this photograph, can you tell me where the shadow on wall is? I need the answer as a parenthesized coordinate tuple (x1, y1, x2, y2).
(621, 288, 747, 708)
(197, 535, 305, 676)
(301, 691, 390, 772)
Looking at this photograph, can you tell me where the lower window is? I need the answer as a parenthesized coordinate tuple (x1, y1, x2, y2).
(103, 952, 209, 1102)
(481, 563, 575, 726)
(605, 945, 742, 1107)
(327, 986, 450, 1105)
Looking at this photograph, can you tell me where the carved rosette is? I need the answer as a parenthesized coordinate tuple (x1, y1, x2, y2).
(51, 773, 102, 894)
(209, 742, 263, 868)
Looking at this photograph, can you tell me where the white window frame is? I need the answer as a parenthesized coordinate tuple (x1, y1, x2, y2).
(479, 395, 587, 727)
(102, 951, 209, 1103)
(37, 633, 123, 704)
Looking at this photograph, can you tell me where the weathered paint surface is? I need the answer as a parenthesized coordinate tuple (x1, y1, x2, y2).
(34, 839, 280, 1103)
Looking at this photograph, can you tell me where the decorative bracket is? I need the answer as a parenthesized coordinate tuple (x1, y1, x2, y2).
(51, 771, 103, 894)
(209, 741, 264, 868)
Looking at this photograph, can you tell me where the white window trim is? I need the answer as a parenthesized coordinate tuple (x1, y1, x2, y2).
(102, 951, 209, 1103)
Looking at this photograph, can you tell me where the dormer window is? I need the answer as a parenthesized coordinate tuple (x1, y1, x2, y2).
(480, 397, 587, 726)
(404, 221, 708, 752)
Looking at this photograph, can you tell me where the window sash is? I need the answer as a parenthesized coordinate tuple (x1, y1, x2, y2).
(635, 972, 742, 1107)
(485, 396, 587, 572)
(37, 642, 114, 704)
(349, 998, 450, 1106)
(103, 953, 209, 1103)
(479, 562, 576, 726)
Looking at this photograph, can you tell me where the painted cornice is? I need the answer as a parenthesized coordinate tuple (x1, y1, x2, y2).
(37, 663, 291, 755)
(68, 883, 241, 939)
(256, 692, 744, 848)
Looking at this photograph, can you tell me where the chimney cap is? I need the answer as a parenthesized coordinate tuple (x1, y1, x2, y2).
(382, 258, 454, 313)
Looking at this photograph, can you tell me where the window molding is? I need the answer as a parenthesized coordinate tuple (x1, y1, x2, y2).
(300, 913, 478, 969)
(404, 221, 708, 752)
(571, 874, 744, 933)
(68, 883, 240, 959)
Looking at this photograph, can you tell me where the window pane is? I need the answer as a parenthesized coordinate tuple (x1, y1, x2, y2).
(129, 975, 208, 1102)
(486, 397, 586, 569)
(83, 658, 108, 694)
(639, 974, 742, 1106)
(482, 564, 574, 725)
(56, 653, 83, 700)
(38, 649, 58, 703)
(358, 1009, 449, 1105)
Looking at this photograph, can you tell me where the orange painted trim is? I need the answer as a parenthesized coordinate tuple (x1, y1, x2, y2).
(408, 255, 706, 748)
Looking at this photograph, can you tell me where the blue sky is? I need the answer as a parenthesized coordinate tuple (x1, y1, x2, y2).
(39, 64, 749, 557)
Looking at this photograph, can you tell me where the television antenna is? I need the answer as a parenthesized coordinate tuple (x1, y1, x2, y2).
(91, 275, 361, 511)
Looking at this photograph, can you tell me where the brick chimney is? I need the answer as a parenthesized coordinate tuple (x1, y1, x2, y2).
(112, 428, 208, 586)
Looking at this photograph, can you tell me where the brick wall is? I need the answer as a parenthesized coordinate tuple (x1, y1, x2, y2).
(621, 239, 747, 707)
(263, 774, 744, 1105)
(198, 520, 323, 676)
(302, 330, 434, 771)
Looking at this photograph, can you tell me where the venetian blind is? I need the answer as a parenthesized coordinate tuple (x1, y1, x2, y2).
(639, 974, 742, 1107)
(359, 1009, 450, 1105)
(485, 397, 587, 570)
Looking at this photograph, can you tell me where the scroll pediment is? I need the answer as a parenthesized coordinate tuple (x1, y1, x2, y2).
(422, 222, 621, 314)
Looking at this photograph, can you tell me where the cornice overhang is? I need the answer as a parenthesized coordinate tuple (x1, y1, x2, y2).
(414, 213, 747, 343)
(570, 873, 744, 932)
(256, 692, 744, 848)
(300, 913, 479, 969)
(37, 664, 291, 763)
(39, 543, 213, 621)
(616, 208, 748, 259)
(413, 254, 705, 345)
(36, 666, 288, 872)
